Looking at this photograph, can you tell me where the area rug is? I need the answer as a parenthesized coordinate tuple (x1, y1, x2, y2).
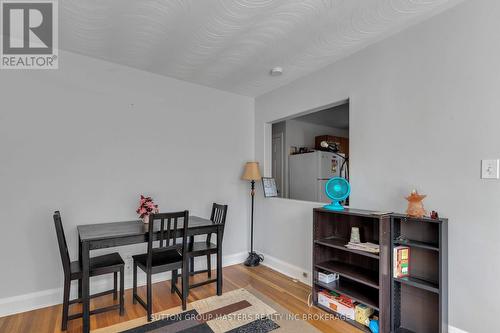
(92, 287, 320, 333)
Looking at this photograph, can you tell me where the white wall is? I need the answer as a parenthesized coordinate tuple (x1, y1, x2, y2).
(255, 1, 497, 332)
(0, 51, 254, 313)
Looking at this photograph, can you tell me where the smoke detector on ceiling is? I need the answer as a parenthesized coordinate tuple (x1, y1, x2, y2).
(269, 67, 283, 76)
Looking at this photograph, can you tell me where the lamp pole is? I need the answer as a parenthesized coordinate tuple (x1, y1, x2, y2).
(250, 180, 255, 254)
(244, 179, 262, 266)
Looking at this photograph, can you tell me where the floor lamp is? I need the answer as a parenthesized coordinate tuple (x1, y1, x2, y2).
(242, 162, 264, 267)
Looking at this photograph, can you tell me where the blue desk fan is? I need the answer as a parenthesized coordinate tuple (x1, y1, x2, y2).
(324, 177, 351, 211)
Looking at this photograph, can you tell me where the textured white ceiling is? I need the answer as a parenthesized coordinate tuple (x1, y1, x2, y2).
(60, 0, 461, 96)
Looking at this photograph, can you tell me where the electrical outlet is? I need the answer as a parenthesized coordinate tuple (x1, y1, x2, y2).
(124, 256, 133, 270)
(481, 159, 499, 179)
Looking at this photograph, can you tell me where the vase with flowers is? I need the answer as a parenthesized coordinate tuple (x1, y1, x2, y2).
(136, 195, 159, 224)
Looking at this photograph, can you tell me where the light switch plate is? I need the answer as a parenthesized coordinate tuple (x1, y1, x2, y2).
(481, 159, 500, 179)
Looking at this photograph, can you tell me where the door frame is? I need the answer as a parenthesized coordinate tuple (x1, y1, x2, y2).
(271, 132, 285, 197)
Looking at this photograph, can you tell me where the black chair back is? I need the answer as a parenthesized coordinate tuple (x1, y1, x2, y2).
(208, 203, 228, 243)
(53, 211, 71, 276)
(147, 211, 189, 268)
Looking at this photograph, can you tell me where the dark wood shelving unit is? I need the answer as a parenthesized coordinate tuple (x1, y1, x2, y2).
(312, 208, 391, 332)
(312, 208, 448, 333)
(391, 215, 448, 333)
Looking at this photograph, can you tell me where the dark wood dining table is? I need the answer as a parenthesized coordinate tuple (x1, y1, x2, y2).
(77, 216, 223, 333)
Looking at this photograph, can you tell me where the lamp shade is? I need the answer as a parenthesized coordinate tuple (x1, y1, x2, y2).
(242, 162, 262, 181)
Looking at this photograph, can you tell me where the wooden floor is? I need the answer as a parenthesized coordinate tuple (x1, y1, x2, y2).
(0, 264, 360, 333)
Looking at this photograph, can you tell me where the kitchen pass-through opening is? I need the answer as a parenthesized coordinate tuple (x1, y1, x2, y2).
(271, 100, 349, 203)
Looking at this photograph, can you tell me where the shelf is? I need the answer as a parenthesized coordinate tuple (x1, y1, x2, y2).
(391, 213, 446, 224)
(315, 237, 380, 259)
(394, 276, 439, 294)
(394, 328, 416, 333)
(314, 302, 371, 333)
(394, 239, 439, 251)
(316, 260, 379, 289)
(314, 207, 388, 219)
(314, 279, 379, 310)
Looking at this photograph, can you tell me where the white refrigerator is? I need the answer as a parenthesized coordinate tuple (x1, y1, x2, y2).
(289, 151, 343, 202)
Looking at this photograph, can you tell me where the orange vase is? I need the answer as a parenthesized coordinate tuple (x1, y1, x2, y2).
(405, 191, 427, 218)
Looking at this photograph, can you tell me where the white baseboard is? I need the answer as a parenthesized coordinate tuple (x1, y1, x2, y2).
(259, 253, 468, 333)
(449, 325, 469, 333)
(259, 252, 311, 286)
(0, 251, 247, 318)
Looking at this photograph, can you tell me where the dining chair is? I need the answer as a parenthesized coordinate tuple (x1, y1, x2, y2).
(53, 211, 124, 331)
(187, 203, 228, 289)
(132, 210, 190, 320)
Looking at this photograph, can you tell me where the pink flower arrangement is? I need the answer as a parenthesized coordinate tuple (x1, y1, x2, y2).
(136, 195, 159, 218)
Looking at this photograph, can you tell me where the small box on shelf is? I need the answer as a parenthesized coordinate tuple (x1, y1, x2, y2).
(318, 290, 356, 320)
(318, 271, 339, 284)
(355, 303, 375, 326)
(317, 290, 338, 310)
(393, 246, 410, 278)
(317, 289, 375, 321)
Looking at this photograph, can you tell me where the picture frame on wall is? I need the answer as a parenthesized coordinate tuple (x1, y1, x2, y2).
(262, 177, 278, 197)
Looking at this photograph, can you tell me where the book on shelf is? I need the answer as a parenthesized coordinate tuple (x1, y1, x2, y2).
(318, 290, 357, 320)
(393, 246, 410, 278)
(318, 289, 376, 326)
(345, 242, 380, 253)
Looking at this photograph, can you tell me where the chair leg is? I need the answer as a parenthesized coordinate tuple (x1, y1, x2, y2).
(78, 278, 82, 300)
(147, 271, 153, 321)
(207, 254, 212, 278)
(171, 269, 177, 294)
(182, 257, 189, 311)
(119, 267, 124, 316)
(188, 236, 194, 276)
(113, 271, 118, 300)
(61, 277, 70, 331)
(133, 261, 137, 304)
